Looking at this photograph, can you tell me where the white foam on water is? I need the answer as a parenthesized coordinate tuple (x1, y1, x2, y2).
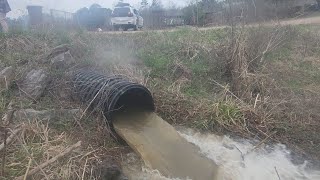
(122, 153, 186, 180)
(179, 129, 320, 180)
(122, 129, 320, 180)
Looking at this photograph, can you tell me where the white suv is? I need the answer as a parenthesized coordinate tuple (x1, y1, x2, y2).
(111, 5, 143, 31)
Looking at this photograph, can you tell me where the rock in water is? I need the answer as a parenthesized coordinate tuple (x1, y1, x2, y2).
(94, 158, 128, 180)
(20, 69, 50, 100)
(0, 66, 15, 90)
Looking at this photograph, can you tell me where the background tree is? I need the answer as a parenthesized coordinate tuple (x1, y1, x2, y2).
(182, 0, 220, 26)
(75, 7, 90, 27)
(141, 0, 149, 7)
(89, 3, 102, 11)
(75, 4, 112, 30)
(151, 0, 163, 10)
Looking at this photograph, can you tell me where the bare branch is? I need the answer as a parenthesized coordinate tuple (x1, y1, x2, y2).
(0, 128, 22, 151)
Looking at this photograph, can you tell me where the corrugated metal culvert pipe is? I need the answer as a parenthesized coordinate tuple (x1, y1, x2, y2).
(71, 70, 155, 128)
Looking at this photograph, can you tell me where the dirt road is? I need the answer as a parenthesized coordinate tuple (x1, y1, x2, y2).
(280, 15, 320, 25)
(98, 15, 320, 34)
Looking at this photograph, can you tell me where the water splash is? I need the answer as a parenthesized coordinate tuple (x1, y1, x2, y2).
(121, 128, 320, 180)
(179, 129, 320, 180)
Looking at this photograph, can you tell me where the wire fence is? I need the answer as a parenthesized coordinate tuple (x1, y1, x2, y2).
(142, 10, 185, 29)
(50, 9, 74, 23)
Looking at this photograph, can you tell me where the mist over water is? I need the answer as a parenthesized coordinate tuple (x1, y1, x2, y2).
(115, 112, 320, 180)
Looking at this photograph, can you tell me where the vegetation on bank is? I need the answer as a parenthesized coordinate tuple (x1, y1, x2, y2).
(1, 24, 320, 178)
(84, 25, 320, 160)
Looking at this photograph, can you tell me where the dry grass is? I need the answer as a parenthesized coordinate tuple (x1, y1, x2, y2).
(0, 32, 131, 179)
(93, 25, 320, 161)
(0, 92, 129, 179)
(132, 25, 320, 161)
(1, 23, 320, 179)
(0, 118, 128, 179)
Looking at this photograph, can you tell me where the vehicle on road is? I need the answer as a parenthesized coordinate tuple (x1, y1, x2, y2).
(111, 3, 143, 31)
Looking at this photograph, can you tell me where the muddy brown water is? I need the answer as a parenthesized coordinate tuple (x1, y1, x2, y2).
(113, 112, 219, 180)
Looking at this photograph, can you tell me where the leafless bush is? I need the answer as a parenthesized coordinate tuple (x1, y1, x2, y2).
(221, 24, 294, 99)
(188, 0, 315, 27)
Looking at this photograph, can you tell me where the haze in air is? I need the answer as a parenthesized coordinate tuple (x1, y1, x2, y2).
(7, 0, 186, 18)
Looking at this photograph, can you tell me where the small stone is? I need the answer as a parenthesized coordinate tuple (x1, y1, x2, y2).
(50, 53, 65, 69)
(20, 69, 50, 100)
(13, 109, 81, 123)
(0, 66, 15, 90)
(47, 44, 70, 60)
(14, 109, 52, 121)
(50, 50, 75, 69)
(40, 44, 71, 64)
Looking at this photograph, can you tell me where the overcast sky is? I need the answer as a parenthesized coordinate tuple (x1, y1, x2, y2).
(7, 0, 188, 18)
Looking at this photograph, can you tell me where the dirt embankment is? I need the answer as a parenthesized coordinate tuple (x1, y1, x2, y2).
(0, 34, 131, 179)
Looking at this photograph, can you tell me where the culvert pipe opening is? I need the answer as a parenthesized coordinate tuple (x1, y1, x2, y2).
(71, 70, 155, 123)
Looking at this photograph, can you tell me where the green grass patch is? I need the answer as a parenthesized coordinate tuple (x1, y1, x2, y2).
(193, 101, 244, 131)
